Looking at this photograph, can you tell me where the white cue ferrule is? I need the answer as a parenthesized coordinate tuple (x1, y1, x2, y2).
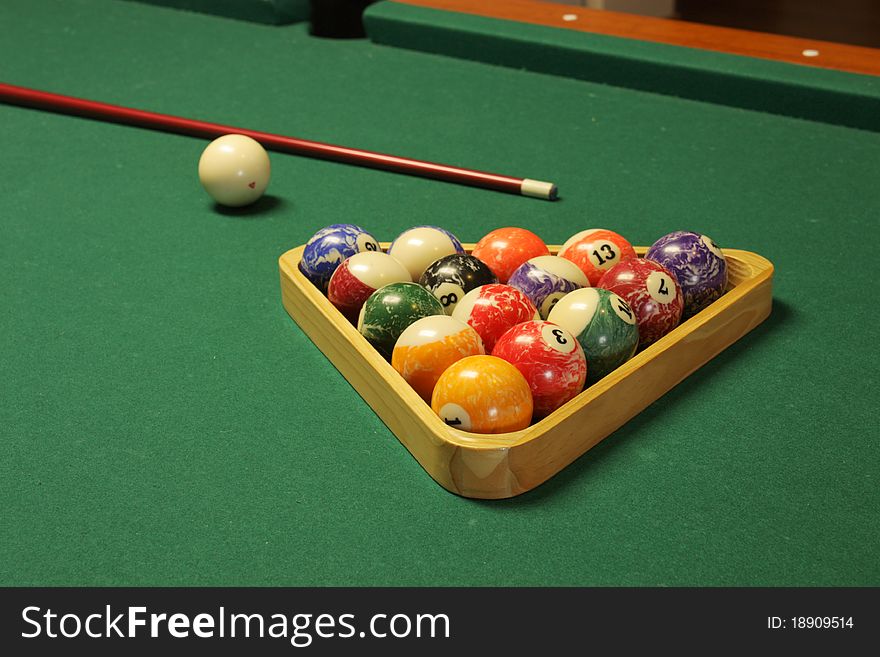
(521, 178, 558, 200)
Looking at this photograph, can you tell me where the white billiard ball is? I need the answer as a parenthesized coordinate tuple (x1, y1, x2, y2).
(387, 226, 465, 281)
(198, 134, 270, 207)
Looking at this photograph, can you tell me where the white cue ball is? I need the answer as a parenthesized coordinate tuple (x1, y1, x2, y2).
(198, 134, 271, 207)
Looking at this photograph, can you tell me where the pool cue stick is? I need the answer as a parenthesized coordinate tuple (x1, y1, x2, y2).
(0, 81, 558, 200)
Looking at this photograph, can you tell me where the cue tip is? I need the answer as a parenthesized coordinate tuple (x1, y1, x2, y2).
(521, 178, 558, 201)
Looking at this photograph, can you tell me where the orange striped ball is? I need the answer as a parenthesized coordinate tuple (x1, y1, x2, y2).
(392, 316, 485, 402)
(559, 228, 637, 286)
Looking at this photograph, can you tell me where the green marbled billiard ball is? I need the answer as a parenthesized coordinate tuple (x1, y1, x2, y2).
(547, 287, 639, 385)
(358, 282, 445, 359)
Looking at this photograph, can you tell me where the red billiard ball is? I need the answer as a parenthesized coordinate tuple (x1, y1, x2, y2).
(451, 283, 539, 352)
(559, 228, 637, 286)
(597, 258, 683, 348)
(492, 320, 587, 419)
(327, 251, 410, 323)
(471, 227, 550, 283)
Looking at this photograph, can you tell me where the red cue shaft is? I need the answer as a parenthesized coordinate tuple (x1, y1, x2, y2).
(0, 82, 558, 200)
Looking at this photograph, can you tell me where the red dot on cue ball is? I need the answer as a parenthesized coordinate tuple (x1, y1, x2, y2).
(198, 134, 270, 207)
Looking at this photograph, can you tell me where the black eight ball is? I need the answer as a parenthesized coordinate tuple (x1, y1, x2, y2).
(419, 253, 498, 315)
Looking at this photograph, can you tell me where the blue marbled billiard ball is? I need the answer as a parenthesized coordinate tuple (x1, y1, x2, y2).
(645, 231, 728, 318)
(300, 223, 380, 291)
(507, 255, 590, 319)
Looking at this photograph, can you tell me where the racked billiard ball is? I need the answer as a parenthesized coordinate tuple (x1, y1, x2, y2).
(327, 251, 410, 323)
(387, 225, 465, 281)
(471, 227, 550, 283)
(391, 315, 485, 402)
(198, 134, 270, 207)
(451, 283, 539, 352)
(597, 258, 683, 349)
(645, 230, 728, 318)
(431, 355, 533, 433)
(358, 282, 445, 359)
(507, 255, 590, 319)
(419, 253, 497, 315)
(300, 223, 381, 292)
(492, 320, 586, 418)
(559, 228, 637, 286)
(547, 287, 639, 384)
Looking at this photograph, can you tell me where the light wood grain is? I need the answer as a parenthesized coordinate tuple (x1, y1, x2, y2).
(393, 0, 880, 76)
(279, 244, 773, 498)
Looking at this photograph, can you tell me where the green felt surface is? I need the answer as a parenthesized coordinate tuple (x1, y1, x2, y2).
(1, 0, 879, 587)
(123, 0, 309, 24)
(366, 2, 880, 132)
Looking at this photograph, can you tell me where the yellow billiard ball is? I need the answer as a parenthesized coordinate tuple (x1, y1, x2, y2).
(431, 355, 533, 434)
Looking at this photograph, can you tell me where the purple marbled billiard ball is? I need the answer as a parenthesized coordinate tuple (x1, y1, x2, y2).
(507, 255, 590, 319)
(645, 231, 728, 318)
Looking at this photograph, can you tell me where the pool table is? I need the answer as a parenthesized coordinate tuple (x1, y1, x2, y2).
(2, 0, 878, 587)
